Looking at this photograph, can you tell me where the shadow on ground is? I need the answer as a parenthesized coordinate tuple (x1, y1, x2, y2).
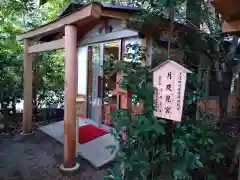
(0, 130, 109, 180)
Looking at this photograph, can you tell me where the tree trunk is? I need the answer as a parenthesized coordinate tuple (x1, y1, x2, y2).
(204, 67, 210, 96)
(186, 0, 201, 69)
(186, 0, 201, 29)
(185, 0, 201, 119)
(218, 81, 231, 126)
(185, 0, 201, 69)
(196, 66, 202, 120)
(218, 35, 238, 126)
(3, 103, 9, 133)
(166, 120, 174, 152)
(12, 99, 16, 115)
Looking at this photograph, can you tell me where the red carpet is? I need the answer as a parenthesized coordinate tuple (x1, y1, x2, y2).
(78, 125, 109, 144)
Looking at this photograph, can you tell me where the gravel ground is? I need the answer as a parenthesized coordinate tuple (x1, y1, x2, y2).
(0, 130, 109, 180)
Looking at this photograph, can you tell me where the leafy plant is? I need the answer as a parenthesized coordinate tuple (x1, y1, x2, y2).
(103, 41, 231, 179)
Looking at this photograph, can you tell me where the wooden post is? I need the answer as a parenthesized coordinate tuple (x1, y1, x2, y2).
(22, 39, 33, 135)
(236, 72, 240, 116)
(196, 66, 202, 120)
(205, 66, 210, 97)
(87, 46, 93, 119)
(76, 116, 79, 157)
(141, 37, 148, 67)
(61, 25, 79, 171)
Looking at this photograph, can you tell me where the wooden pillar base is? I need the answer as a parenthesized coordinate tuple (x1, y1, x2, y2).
(60, 163, 80, 172)
(20, 131, 34, 136)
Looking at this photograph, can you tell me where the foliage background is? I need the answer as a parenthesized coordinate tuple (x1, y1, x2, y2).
(0, 0, 239, 179)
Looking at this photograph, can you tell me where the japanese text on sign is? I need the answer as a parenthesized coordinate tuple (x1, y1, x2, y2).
(177, 72, 182, 111)
(153, 60, 191, 122)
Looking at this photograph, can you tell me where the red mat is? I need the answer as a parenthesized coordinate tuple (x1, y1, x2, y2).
(78, 124, 109, 144)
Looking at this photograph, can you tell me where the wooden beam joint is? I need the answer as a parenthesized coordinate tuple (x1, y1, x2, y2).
(28, 38, 65, 53)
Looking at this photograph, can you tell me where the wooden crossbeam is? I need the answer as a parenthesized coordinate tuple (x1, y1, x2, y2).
(211, 0, 240, 21)
(16, 3, 102, 41)
(222, 20, 240, 34)
(28, 38, 64, 53)
(101, 9, 134, 20)
(80, 29, 138, 46)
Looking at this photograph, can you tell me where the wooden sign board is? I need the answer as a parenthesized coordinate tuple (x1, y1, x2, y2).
(152, 60, 192, 122)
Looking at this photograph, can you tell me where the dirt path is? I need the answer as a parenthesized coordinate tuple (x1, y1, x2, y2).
(0, 131, 108, 180)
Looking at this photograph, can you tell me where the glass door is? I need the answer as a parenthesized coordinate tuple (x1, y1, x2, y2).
(86, 40, 121, 127)
(87, 44, 102, 126)
(102, 41, 121, 125)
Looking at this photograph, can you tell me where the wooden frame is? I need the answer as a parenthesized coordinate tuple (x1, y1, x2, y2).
(16, 3, 102, 41)
(63, 25, 78, 168)
(211, 0, 240, 22)
(16, 1, 149, 171)
(222, 20, 240, 34)
(22, 39, 33, 135)
(86, 46, 93, 119)
(212, 0, 240, 34)
(28, 38, 64, 53)
(25, 24, 138, 55)
(16, 3, 135, 41)
(101, 9, 134, 20)
(80, 29, 138, 46)
(101, 39, 122, 125)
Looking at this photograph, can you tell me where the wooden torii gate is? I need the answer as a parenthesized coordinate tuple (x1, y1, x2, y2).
(16, 2, 134, 172)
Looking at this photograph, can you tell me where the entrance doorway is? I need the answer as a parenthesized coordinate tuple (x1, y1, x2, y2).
(86, 40, 121, 126)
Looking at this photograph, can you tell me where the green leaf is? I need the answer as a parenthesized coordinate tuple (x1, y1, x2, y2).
(105, 145, 116, 155)
(142, 124, 165, 135)
(195, 159, 204, 168)
(206, 138, 214, 145)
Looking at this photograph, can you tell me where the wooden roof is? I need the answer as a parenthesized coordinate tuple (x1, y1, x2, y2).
(212, 0, 240, 21)
(59, 2, 140, 17)
(212, 0, 240, 34)
(17, 2, 191, 42)
(16, 3, 135, 41)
